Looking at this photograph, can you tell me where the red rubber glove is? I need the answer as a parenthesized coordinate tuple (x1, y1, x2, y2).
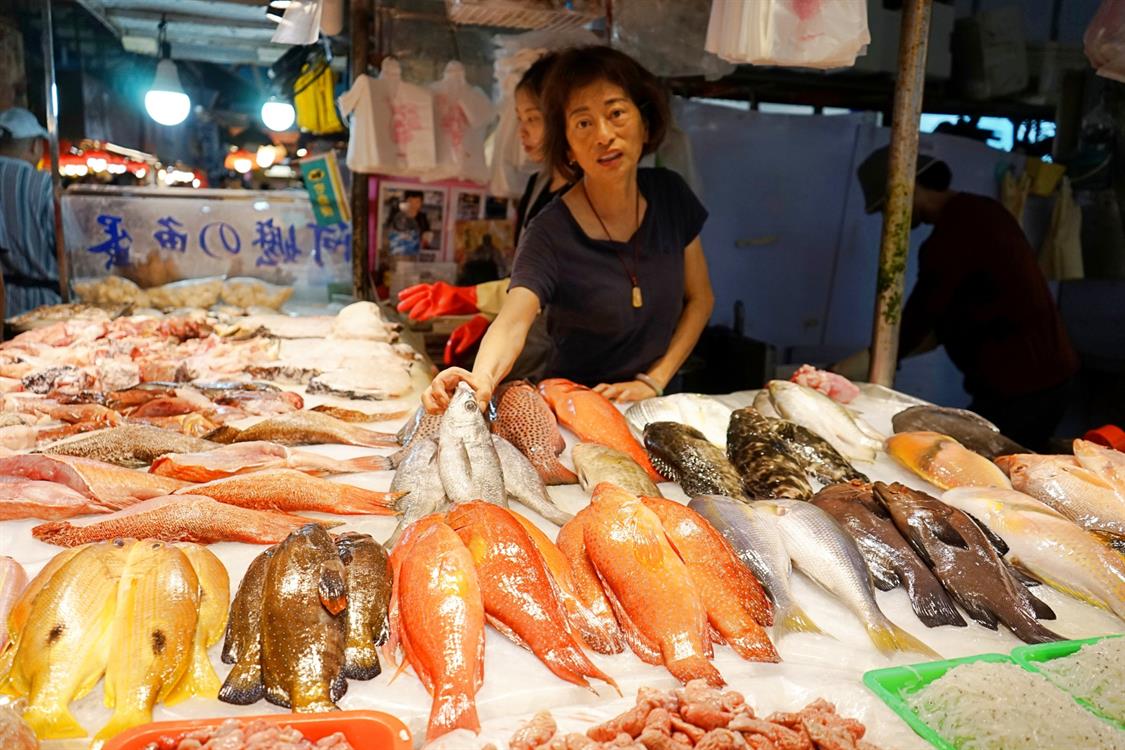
(396, 281, 479, 322)
(444, 314, 491, 365)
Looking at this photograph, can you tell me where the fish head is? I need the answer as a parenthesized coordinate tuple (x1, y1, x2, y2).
(442, 383, 488, 432)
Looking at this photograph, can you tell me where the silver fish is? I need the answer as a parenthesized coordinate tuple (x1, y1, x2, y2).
(688, 495, 820, 636)
(438, 383, 506, 506)
(756, 499, 936, 657)
(768, 381, 882, 463)
(387, 439, 447, 547)
(572, 443, 662, 498)
(625, 393, 733, 450)
(492, 435, 573, 525)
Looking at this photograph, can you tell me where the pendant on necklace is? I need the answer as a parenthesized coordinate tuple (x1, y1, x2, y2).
(632, 285, 643, 308)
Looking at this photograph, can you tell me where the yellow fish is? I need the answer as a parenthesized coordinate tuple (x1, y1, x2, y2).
(5, 540, 129, 739)
(95, 541, 199, 743)
(165, 543, 229, 705)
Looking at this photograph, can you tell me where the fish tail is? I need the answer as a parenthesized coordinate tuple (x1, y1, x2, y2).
(908, 581, 968, 628)
(218, 658, 265, 705)
(426, 687, 480, 743)
(335, 486, 402, 515)
(665, 654, 725, 688)
(344, 642, 383, 681)
(23, 703, 88, 740)
(867, 620, 939, 658)
(726, 626, 781, 663)
(774, 604, 823, 636)
(340, 454, 392, 473)
(94, 706, 151, 743)
(164, 643, 222, 705)
(538, 458, 579, 486)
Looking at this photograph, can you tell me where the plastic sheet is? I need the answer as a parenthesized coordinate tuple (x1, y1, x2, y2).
(1085, 0, 1125, 83)
(611, 0, 733, 81)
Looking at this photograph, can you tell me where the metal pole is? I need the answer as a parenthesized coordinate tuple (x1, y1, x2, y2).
(868, 0, 932, 386)
(349, 0, 372, 301)
(42, 0, 69, 303)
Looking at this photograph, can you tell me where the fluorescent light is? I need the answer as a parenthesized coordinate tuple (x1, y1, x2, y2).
(261, 99, 295, 131)
(145, 59, 190, 126)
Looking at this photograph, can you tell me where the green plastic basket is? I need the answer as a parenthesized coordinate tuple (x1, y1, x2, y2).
(862, 652, 1015, 750)
(1011, 634, 1125, 731)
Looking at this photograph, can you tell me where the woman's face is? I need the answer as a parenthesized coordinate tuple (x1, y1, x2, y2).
(515, 86, 546, 164)
(565, 79, 646, 180)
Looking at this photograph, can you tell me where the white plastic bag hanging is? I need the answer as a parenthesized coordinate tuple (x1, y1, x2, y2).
(425, 61, 495, 184)
(1085, 0, 1125, 83)
(705, 0, 870, 70)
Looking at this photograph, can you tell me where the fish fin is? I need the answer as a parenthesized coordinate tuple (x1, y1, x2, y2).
(539, 458, 579, 486)
(22, 704, 88, 740)
(263, 681, 292, 709)
(1090, 531, 1125, 555)
(866, 620, 940, 659)
(336, 486, 402, 515)
(1007, 559, 1042, 587)
(344, 641, 383, 681)
(905, 582, 967, 628)
(330, 671, 348, 703)
(218, 657, 265, 705)
(318, 567, 348, 615)
(1009, 612, 1064, 644)
(930, 517, 971, 550)
(773, 604, 823, 637)
(486, 615, 531, 652)
(868, 562, 900, 592)
(340, 454, 392, 472)
(164, 641, 222, 705)
(427, 687, 480, 742)
(386, 657, 411, 686)
(1027, 589, 1056, 621)
(664, 652, 724, 688)
(600, 581, 661, 665)
(94, 707, 152, 743)
(963, 511, 1009, 555)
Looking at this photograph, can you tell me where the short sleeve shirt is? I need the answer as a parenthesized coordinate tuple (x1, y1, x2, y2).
(510, 168, 707, 385)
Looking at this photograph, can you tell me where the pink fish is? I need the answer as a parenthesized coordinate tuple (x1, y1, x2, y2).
(0, 476, 113, 520)
(0, 556, 28, 652)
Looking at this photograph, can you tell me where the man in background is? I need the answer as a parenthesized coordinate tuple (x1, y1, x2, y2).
(0, 107, 60, 317)
(839, 146, 1078, 450)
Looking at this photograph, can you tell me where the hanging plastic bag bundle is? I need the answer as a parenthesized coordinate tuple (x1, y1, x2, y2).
(705, 0, 870, 70)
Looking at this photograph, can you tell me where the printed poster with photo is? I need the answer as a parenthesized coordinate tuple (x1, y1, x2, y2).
(376, 181, 447, 263)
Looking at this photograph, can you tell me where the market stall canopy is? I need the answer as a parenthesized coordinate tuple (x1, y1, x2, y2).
(74, 0, 327, 67)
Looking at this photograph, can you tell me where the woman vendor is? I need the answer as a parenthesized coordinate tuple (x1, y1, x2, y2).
(423, 45, 714, 412)
(396, 52, 570, 367)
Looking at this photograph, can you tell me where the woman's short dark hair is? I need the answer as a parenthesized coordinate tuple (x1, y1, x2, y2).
(540, 46, 670, 183)
(516, 51, 558, 102)
(918, 160, 953, 191)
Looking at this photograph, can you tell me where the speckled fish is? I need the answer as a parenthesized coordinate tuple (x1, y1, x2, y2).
(150, 441, 389, 482)
(219, 548, 274, 705)
(1003, 453, 1125, 549)
(0, 476, 112, 520)
(886, 431, 1012, 490)
(5, 541, 129, 739)
(95, 541, 200, 743)
(582, 483, 723, 686)
(555, 509, 627, 655)
(726, 408, 811, 499)
(756, 498, 938, 657)
(387, 438, 447, 547)
(875, 481, 1060, 644)
(37, 424, 218, 468)
(572, 442, 661, 498)
(30, 494, 339, 547)
(812, 483, 965, 628)
(492, 380, 577, 485)
(225, 410, 398, 448)
(768, 380, 882, 463)
(493, 434, 572, 525)
(174, 468, 400, 515)
(0, 454, 188, 510)
(438, 383, 506, 506)
(447, 502, 617, 690)
(625, 393, 733, 451)
(166, 544, 230, 704)
(892, 405, 1029, 460)
(391, 406, 442, 467)
(688, 495, 821, 636)
(260, 524, 349, 712)
(642, 497, 777, 662)
(0, 557, 27, 653)
(644, 421, 745, 499)
(335, 533, 391, 681)
(540, 378, 664, 483)
(770, 419, 868, 484)
(942, 487, 1125, 622)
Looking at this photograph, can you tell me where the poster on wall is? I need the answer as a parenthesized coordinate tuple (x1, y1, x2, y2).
(376, 181, 447, 263)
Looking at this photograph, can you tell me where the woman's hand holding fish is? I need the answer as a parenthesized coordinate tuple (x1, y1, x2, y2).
(594, 379, 658, 403)
(422, 368, 493, 414)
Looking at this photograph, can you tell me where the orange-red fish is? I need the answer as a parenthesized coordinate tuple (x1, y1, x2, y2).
(396, 521, 485, 742)
(581, 483, 723, 686)
(447, 502, 616, 691)
(538, 379, 664, 483)
(150, 441, 389, 482)
(555, 509, 626, 655)
(31, 494, 339, 547)
(492, 381, 577, 485)
(0, 476, 112, 520)
(641, 497, 778, 663)
(0, 454, 188, 509)
(173, 469, 400, 515)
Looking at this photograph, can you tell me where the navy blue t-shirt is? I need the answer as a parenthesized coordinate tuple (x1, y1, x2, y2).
(510, 168, 708, 386)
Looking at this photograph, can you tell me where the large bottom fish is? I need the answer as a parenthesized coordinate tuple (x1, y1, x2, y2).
(31, 494, 339, 547)
(335, 533, 391, 681)
(688, 495, 821, 637)
(875, 482, 1060, 644)
(891, 405, 1029, 460)
(812, 483, 965, 628)
(219, 548, 274, 706)
(644, 422, 745, 499)
(757, 499, 938, 657)
(885, 432, 1011, 490)
(942, 488, 1125, 622)
(726, 408, 811, 500)
(555, 510, 627, 655)
(174, 469, 400, 515)
(37, 424, 218, 468)
(770, 420, 868, 485)
(572, 443, 661, 498)
(768, 380, 882, 463)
